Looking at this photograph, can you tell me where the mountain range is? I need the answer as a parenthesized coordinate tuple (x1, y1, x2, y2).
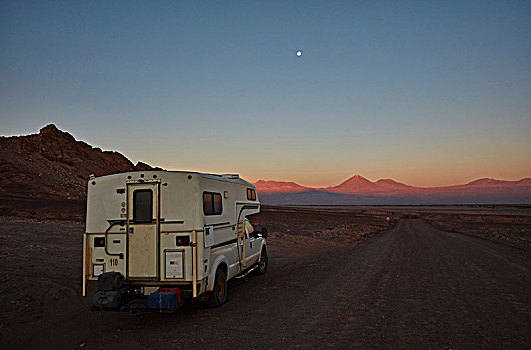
(255, 175, 531, 205)
(1, 124, 529, 204)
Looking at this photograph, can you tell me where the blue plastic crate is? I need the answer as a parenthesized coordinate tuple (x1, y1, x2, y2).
(148, 290, 181, 311)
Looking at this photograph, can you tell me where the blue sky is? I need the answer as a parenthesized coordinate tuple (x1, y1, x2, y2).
(1, 1, 530, 186)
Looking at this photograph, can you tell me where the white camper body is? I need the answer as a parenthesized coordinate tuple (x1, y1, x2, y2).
(82, 170, 266, 304)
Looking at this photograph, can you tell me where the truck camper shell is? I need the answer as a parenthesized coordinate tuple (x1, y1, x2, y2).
(82, 170, 267, 309)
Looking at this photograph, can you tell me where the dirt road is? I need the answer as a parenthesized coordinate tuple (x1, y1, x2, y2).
(1, 218, 530, 349)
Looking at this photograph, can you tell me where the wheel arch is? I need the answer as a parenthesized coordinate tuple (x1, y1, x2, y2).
(259, 240, 267, 257)
(206, 256, 229, 292)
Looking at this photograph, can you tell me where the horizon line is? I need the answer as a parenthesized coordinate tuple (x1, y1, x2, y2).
(251, 175, 531, 190)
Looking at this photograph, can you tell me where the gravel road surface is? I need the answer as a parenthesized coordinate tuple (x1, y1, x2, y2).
(1, 218, 530, 349)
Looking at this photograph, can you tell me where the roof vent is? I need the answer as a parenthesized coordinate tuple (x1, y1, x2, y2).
(222, 174, 239, 179)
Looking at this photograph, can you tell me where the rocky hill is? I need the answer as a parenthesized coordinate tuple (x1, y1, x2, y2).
(0, 124, 156, 199)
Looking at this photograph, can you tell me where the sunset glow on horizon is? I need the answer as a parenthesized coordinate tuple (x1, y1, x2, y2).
(1, 1, 530, 188)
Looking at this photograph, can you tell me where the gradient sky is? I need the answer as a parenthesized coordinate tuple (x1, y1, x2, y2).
(1, 1, 530, 187)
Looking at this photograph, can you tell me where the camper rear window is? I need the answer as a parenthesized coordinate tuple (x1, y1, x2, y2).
(133, 189, 153, 223)
(247, 188, 256, 201)
(203, 192, 222, 215)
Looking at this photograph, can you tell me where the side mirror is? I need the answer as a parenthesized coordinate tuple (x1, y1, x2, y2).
(261, 228, 268, 239)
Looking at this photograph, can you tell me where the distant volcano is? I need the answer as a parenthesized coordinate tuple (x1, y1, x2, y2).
(325, 175, 383, 194)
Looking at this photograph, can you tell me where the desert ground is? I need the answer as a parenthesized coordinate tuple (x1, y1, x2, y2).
(1, 201, 530, 349)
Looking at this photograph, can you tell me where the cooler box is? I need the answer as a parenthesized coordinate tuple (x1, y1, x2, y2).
(148, 288, 182, 311)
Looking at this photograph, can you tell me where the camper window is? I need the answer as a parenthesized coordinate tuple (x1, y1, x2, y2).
(247, 188, 256, 201)
(203, 192, 222, 215)
(133, 189, 153, 223)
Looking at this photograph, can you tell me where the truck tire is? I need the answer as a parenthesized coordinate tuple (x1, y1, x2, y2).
(207, 268, 227, 307)
(255, 247, 268, 275)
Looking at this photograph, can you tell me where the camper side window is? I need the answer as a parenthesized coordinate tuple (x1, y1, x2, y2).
(133, 189, 153, 223)
(203, 192, 222, 215)
(247, 188, 256, 201)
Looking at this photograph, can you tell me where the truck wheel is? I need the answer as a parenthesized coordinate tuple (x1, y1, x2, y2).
(207, 268, 227, 307)
(255, 247, 268, 275)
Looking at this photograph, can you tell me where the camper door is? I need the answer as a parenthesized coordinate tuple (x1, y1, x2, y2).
(127, 181, 160, 279)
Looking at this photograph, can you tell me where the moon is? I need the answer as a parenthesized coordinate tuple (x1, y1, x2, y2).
(296, 51, 302, 57)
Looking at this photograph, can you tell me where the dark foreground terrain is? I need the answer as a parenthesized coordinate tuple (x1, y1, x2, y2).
(1, 205, 530, 349)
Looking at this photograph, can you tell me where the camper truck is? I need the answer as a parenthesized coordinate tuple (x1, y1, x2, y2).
(82, 170, 268, 312)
